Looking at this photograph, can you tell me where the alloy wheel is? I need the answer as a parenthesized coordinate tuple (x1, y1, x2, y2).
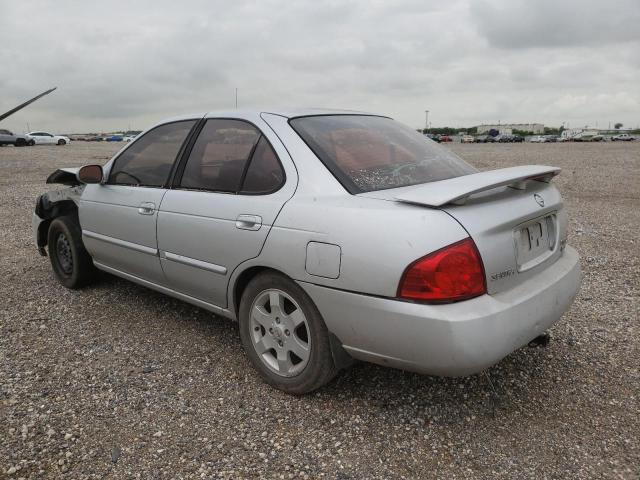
(249, 289, 311, 377)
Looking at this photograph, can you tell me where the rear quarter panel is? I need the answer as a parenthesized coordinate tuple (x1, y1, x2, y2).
(250, 194, 469, 298)
(248, 111, 470, 299)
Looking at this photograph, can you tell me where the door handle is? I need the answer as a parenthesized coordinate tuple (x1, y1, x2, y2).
(236, 214, 262, 231)
(138, 202, 156, 215)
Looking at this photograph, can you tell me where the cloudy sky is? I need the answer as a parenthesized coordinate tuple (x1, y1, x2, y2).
(1, 0, 638, 133)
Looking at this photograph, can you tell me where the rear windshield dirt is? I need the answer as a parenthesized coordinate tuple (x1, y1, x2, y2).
(289, 115, 476, 193)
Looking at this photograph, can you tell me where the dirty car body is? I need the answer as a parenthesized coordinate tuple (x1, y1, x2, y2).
(33, 109, 581, 392)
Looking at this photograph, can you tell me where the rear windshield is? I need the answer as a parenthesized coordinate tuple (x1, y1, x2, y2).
(290, 115, 476, 193)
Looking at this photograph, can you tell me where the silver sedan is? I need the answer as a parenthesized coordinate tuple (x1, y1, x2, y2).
(32, 109, 581, 394)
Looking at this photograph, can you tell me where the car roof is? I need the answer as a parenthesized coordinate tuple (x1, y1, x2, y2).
(164, 108, 380, 122)
(147, 108, 389, 133)
(257, 107, 377, 119)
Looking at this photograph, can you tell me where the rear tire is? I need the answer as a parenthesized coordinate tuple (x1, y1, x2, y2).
(47, 215, 97, 289)
(57, 139, 66, 145)
(239, 272, 337, 394)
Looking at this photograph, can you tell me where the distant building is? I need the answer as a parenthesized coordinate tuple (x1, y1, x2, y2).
(476, 123, 545, 134)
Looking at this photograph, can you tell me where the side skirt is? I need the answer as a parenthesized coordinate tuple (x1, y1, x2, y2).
(93, 261, 236, 320)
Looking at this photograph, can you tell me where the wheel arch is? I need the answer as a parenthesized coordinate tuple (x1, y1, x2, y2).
(35, 196, 79, 249)
(231, 265, 280, 318)
(230, 264, 354, 370)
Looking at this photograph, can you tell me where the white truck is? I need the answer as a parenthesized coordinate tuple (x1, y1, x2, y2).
(611, 133, 635, 141)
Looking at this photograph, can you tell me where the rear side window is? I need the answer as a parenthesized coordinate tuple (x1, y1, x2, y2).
(179, 119, 284, 194)
(180, 119, 260, 192)
(290, 115, 475, 193)
(108, 120, 195, 187)
(240, 137, 285, 194)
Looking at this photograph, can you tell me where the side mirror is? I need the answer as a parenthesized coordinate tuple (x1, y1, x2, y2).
(77, 164, 103, 184)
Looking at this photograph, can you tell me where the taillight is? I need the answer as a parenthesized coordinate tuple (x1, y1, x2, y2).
(398, 237, 486, 303)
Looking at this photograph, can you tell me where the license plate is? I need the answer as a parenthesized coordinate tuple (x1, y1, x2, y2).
(515, 215, 555, 271)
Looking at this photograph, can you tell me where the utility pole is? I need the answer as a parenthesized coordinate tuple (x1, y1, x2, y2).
(235, 88, 238, 109)
(425, 110, 429, 132)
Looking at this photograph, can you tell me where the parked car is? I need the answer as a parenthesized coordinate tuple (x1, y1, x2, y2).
(529, 135, 547, 143)
(33, 109, 581, 394)
(544, 135, 558, 143)
(424, 133, 440, 142)
(123, 131, 142, 142)
(460, 135, 474, 143)
(611, 133, 635, 141)
(27, 131, 71, 145)
(474, 135, 491, 143)
(572, 131, 603, 142)
(438, 134, 452, 142)
(0, 129, 35, 146)
(106, 135, 124, 142)
(495, 135, 512, 143)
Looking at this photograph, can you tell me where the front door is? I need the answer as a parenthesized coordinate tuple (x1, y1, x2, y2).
(80, 120, 197, 284)
(157, 118, 292, 307)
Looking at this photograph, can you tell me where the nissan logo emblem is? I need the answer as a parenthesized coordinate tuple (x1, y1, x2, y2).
(534, 193, 545, 207)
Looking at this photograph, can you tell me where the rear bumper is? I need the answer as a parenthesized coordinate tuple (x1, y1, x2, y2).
(299, 246, 581, 376)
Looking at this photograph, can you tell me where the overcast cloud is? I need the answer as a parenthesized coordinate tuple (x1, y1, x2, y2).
(1, 0, 638, 133)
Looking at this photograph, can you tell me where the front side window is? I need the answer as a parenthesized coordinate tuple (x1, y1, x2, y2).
(179, 119, 284, 194)
(108, 120, 195, 187)
(290, 115, 476, 193)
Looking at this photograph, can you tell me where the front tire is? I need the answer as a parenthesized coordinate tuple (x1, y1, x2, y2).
(57, 139, 66, 145)
(47, 215, 97, 289)
(239, 272, 337, 394)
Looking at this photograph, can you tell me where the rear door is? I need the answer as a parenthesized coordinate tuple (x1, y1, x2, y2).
(157, 117, 295, 307)
(80, 120, 197, 284)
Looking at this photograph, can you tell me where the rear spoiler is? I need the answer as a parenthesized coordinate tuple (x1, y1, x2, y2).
(395, 165, 560, 207)
(46, 168, 81, 186)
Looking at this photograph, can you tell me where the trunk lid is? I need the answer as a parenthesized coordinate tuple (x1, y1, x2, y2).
(361, 166, 568, 295)
(441, 181, 567, 294)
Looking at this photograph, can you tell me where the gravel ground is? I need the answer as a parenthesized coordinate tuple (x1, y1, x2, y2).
(1, 141, 638, 479)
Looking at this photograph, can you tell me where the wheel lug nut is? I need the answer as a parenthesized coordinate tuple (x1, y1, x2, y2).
(278, 341, 283, 347)
(285, 329, 290, 336)
(269, 328, 274, 335)
(254, 326, 260, 332)
(275, 317, 280, 324)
